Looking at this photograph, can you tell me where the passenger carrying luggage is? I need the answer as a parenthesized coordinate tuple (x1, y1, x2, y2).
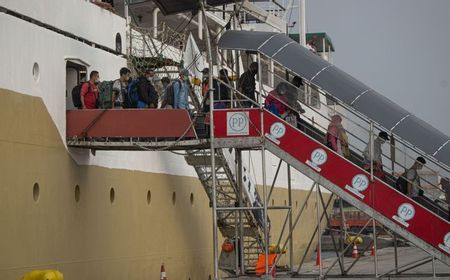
(71, 82, 88, 109)
(125, 78, 140, 108)
(97, 81, 114, 109)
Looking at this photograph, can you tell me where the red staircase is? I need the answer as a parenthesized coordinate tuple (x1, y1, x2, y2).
(213, 108, 450, 265)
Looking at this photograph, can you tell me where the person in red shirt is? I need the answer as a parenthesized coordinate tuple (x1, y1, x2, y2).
(80, 71, 100, 109)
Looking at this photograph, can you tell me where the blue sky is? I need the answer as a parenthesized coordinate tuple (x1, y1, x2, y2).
(291, 0, 450, 136)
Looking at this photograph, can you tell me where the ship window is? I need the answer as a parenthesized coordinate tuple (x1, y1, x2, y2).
(115, 33, 122, 53)
(33, 183, 40, 202)
(147, 190, 152, 205)
(32, 62, 40, 81)
(110, 187, 115, 204)
(190, 193, 194, 205)
(172, 192, 176, 205)
(271, 199, 275, 206)
(75, 185, 81, 203)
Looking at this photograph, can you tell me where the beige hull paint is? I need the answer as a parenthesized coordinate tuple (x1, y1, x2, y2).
(0, 89, 330, 279)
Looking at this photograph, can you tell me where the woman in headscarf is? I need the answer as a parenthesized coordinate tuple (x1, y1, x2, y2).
(325, 114, 350, 158)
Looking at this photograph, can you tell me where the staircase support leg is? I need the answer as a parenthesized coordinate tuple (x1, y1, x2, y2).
(201, 2, 218, 279)
(316, 183, 323, 279)
(394, 233, 399, 274)
(236, 149, 245, 274)
(287, 164, 294, 272)
(432, 256, 436, 279)
(339, 198, 346, 274)
(267, 159, 283, 204)
(372, 218, 379, 277)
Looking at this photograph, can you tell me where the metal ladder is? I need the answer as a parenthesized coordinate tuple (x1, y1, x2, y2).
(185, 149, 264, 271)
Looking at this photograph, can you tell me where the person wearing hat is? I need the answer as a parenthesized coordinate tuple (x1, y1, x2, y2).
(405, 157, 427, 199)
(363, 131, 390, 179)
(173, 68, 191, 110)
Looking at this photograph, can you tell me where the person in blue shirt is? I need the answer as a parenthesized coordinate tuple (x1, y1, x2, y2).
(173, 69, 191, 109)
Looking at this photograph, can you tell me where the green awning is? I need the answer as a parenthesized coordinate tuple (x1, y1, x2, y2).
(289, 32, 335, 52)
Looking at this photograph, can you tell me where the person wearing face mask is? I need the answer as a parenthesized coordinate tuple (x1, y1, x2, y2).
(137, 68, 158, 108)
(363, 131, 390, 179)
(80, 70, 100, 109)
(112, 67, 131, 108)
(238, 62, 258, 108)
(173, 69, 191, 110)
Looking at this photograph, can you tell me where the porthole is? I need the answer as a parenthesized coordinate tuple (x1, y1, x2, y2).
(33, 183, 40, 202)
(115, 33, 122, 53)
(110, 187, 115, 204)
(172, 192, 176, 205)
(32, 62, 39, 81)
(75, 185, 81, 203)
(147, 190, 151, 205)
(190, 193, 194, 205)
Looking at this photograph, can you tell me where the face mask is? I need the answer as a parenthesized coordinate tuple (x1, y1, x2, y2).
(95, 79, 100, 84)
(147, 77, 152, 82)
(184, 76, 189, 82)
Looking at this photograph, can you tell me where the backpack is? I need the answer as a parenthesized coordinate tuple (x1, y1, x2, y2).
(395, 172, 408, 195)
(395, 169, 422, 196)
(125, 78, 140, 108)
(71, 82, 88, 109)
(97, 81, 114, 109)
(165, 80, 181, 107)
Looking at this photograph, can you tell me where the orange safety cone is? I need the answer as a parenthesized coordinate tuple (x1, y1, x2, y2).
(160, 263, 167, 280)
(371, 242, 375, 256)
(315, 245, 321, 266)
(352, 243, 359, 259)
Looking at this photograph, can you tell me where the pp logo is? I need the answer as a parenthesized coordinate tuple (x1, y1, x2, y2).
(438, 232, 450, 254)
(265, 122, 286, 144)
(227, 112, 249, 136)
(392, 203, 415, 227)
(345, 174, 369, 199)
(306, 148, 327, 172)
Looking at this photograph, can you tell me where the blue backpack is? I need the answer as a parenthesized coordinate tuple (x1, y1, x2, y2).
(125, 78, 140, 108)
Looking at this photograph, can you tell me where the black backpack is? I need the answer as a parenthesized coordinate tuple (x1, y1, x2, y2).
(395, 169, 423, 196)
(395, 172, 408, 195)
(71, 82, 94, 109)
(71, 82, 87, 109)
(165, 80, 181, 106)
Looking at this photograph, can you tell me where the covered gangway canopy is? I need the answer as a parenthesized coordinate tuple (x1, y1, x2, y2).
(153, 0, 237, 15)
(218, 30, 450, 167)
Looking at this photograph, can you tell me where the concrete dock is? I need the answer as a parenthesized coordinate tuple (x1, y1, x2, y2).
(225, 246, 450, 279)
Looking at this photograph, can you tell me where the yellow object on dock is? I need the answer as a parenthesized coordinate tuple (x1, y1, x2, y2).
(345, 235, 363, 245)
(21, 270, 63, 280)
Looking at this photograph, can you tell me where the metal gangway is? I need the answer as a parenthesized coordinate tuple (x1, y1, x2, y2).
(67, 3, 450, 278)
